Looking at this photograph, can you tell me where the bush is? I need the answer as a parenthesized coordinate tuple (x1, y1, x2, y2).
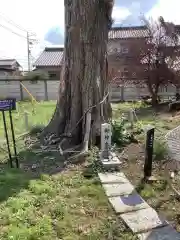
(23, 71, 49, 81)
(111, 118, 131, 146)
(153, 140, 168, 161)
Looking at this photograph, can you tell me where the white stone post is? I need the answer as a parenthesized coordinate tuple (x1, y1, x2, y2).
(101, 123, 111, 158)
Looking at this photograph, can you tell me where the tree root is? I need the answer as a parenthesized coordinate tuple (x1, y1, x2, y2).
(58, 112, 92, 164)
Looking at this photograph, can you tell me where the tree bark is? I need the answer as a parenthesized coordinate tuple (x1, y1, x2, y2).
(42, 0, 113, 150)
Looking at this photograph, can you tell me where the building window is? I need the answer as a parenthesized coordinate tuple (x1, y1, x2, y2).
(29, 80, 38, 84)
(49, 73, 57, 79)
(122, 47, 129, 54)
(117, 47, 121, 53)
(122, 68, 129, 78)
(5, 80, 11, 84)
(48, 71, 60, 80)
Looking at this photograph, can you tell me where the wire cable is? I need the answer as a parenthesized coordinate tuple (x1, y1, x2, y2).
(0, 23, 26, 40)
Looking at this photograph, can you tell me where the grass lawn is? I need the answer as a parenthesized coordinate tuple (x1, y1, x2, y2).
(0, 165, 137, 240)
(1, 100, 179, 239)
(0, 101, 138, 240)
(113, 102, 180, 232)
(0, 100, 56, 137)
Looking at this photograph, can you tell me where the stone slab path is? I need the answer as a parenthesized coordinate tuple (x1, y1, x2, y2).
(98, 171, 180, 239)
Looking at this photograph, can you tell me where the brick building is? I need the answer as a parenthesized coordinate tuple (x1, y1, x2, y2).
(108, 26, 149, 83)
(108, 26, 149, 100)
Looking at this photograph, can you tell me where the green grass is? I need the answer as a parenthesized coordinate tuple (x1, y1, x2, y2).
(115, 102, 180, 232)
(0, 101, 137, 240)
(112, 102, 180, 141)
(0, 166, 137, 240)
(0, 100, 56, 138)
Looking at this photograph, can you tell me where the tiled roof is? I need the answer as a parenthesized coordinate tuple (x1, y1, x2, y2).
(34, 47, 64, 67)
(0, 59, 20, 67)
(109, 26, 149, 39)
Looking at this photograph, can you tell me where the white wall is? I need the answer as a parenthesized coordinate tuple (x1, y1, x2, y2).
(0, 79, 177, 102)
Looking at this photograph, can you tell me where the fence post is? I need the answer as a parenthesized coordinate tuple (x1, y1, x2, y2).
(44, 80, 48, 101)
(121, 85, 124, 101)
(19, 80, 23, 100)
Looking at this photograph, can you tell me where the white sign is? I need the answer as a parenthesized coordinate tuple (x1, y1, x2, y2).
(101, 123, 111, 152)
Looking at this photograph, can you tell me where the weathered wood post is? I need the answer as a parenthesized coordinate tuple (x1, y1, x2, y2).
(144, 125, 155, 180)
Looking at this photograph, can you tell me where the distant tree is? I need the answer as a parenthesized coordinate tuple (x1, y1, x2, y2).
(23, 70, 49, 81)
(109, 17, 180, 105)
(137, 17, 180, 105)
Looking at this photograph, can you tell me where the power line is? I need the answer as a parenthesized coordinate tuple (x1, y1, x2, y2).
(0, 12, 35, 34)
(0, 13, 49, 71)
(0, 23, 26, 39)
(0, 18, 38, 71)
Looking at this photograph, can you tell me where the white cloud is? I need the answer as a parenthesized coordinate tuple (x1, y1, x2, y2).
(112, 6, 131, 24)
(0, 2, 131, 70)
(147, 0, 180, 24)
(0, 0, 64, 70)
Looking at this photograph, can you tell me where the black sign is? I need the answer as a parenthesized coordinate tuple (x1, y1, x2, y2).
(0, 98, 16, 111)
(144, 127, 155, 178)
(0, 98, 18, 168)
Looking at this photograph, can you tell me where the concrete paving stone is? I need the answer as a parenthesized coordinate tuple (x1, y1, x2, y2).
(138, 225, 180, 240)
(109, 192, 149, 214)
(98, 172, 130, 184)
(120, 208, 168, 233)
(103, 182, 134, 197)
(103, 183, 134, 197)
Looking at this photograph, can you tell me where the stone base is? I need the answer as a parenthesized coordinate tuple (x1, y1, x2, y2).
(100, 151, 122, 170)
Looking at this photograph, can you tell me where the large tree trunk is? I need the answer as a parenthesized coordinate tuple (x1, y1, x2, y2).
(42, 0, 113, 151)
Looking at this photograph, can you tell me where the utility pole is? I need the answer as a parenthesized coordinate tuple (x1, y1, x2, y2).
(27, 32, 31, 71)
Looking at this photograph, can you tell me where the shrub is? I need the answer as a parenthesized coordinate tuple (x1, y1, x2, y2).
(153, 139, 168, 161)
(23, 71, 49, 81)
(111, 117, 131, 146)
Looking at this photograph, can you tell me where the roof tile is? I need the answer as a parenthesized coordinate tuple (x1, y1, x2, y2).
(109, 26, 149, 39)
(34, 47, 64, 67)
(0, 59, 19, 67)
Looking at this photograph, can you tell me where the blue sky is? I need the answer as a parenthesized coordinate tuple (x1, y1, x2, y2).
(0, 0, 180, 69)
(45, 0, 159, 44)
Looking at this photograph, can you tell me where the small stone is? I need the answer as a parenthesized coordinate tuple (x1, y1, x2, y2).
(170, 172, 175, 179)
